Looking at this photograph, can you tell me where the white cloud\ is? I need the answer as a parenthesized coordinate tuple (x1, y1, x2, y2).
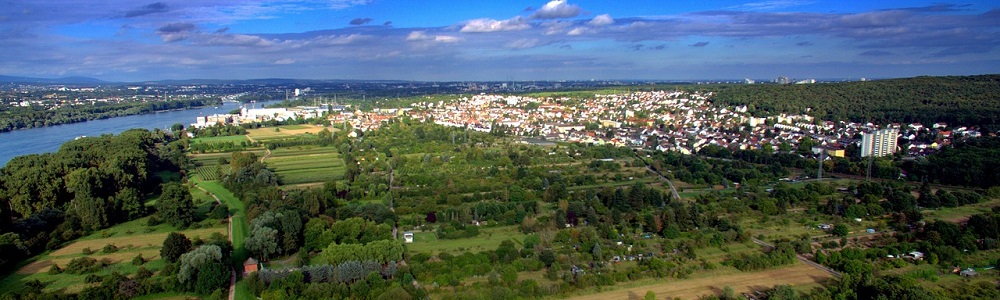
(460, 17, 531, 33)
(326, 0, 375, 10)
(406, 31, 432, 41)
(530, 0, 582, 19)
(433, 35, 461, 43)
(406, 31, 461, 43)
(567, 27, 591, 36)
(728, 0, 814, 11)
(588, 14, 614, 26)
(294, 34, 373, 47)
(199, 34, 275, 47)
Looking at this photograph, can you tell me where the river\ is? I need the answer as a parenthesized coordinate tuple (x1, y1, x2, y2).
(0, 100, 281, 166)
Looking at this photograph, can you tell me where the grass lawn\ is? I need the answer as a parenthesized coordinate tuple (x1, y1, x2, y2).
(191, 179, 253, 300)
(191, 180, 247, 264)
(694, 242, 758, 263)
(235, 280, 255, 300)
(190, 135, 249, 145)
(923, 197, 1000, 223)
(406, 225, 529, 255)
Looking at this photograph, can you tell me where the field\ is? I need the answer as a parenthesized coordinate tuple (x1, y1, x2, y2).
(3, 218, 226, 293)
(264, 145, 346, 185)
(189, 150, 267, 181)
(405, 225, 528, 255)
(246, 124, 332, 142)
(923, 197, 1000, 222)
(132, 292, 202, 300)
(741, 217, 825, 241)
(566, 178, 661, 191)
(876, 260, 999, 295)
(693, 242, 758, 262)
(189, 150, 266, 166)
(190, 134, 249, 145)
(570, 262, 833, 300)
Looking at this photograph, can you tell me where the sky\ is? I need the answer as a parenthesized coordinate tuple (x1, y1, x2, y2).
(1, 0, 998, 82)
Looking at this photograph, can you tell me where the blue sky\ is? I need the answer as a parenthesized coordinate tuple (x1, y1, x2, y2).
(0, 0, 997, 81)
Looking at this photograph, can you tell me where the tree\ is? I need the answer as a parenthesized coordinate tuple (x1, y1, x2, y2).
(178, 245, 226, 292)
(156, 182, 195, 228)
(495, 240, 519, 263)
(115, 188, 145, 221)
(592, 243, 603, 260)
(539, 249, 555, 267)
(195, 261, 229, 294)
(769, 285, 800, 300)
(0, 233, 26, 268)
(161, 232, 193, 263)
(832, 224, 850, 237)
(644, 291, 657, 300)
(303, 218, 332, 251)
(66, 167, 110, 231)
(245, 226, 280, 261)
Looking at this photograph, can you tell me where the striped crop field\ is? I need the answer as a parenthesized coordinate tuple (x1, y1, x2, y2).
(264, 145, 346, 185)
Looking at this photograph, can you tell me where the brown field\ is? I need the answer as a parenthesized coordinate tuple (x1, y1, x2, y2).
(281, 125, 335, 135)
(246, 125, 332, 140)
(570, 262, 833, 300)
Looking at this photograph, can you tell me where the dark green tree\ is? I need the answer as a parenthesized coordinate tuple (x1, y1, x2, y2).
(832, 224, 849, 237)
(157, 182, 195, 228)
(178, 245, 226, 292)
(161, 232, 193, 263)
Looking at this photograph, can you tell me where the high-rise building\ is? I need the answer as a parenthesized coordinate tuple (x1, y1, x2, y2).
(861, 128, 898, 157)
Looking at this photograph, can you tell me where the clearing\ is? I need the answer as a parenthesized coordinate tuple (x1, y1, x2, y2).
(571, 262, 833, 300)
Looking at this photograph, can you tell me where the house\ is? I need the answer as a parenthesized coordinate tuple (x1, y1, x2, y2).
(960, 268, 978, 277)
(243, 257, 260, 274)
(825, 146, 845, 158)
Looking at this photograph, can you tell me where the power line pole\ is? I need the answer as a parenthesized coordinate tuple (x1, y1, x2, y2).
(817, 149, 825, 180)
